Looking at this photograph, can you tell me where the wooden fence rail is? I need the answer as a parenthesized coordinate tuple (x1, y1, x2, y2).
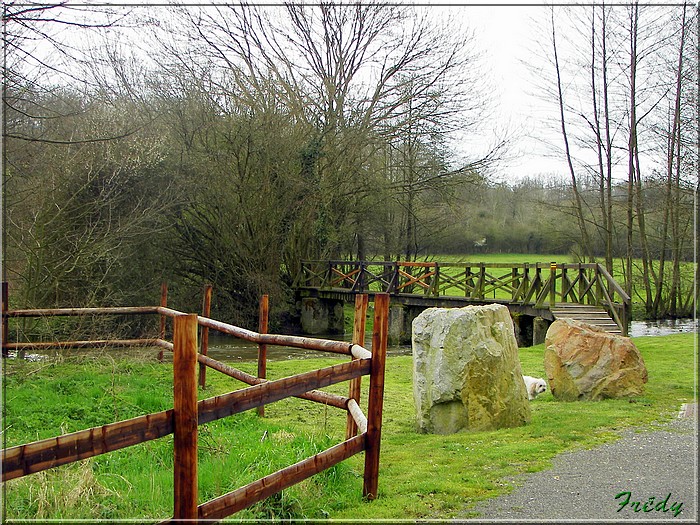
(1, 284, 388, 522)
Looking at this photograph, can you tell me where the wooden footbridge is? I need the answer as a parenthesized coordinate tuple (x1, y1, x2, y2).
(294, 260, 630, 344)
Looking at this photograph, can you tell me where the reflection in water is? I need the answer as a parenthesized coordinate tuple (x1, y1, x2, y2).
(199, 318, 697, 361)
(628, 318, 697, 338)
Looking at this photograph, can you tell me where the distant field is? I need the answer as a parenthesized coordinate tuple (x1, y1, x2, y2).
(424, 253, 572, 265)
(354, 254, 571, 265)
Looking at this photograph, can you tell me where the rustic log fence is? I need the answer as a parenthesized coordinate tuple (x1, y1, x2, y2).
(296, 260, 630, 334)
(1, 283, 389, 522)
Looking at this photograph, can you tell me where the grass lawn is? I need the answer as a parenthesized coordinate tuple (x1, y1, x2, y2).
(1, 332, 696, 521)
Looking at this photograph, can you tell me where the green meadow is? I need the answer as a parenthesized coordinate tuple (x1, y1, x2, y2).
(427, 253, 568, 264)
(1, 332, 695, 521)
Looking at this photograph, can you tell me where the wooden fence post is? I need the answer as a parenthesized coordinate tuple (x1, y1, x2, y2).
(560, 266, 569, 302)
(199, 284, 213, 389)
(389, 262, 399, 294)
(363, 293, 388, 500)
(2, 282, 9, 358)
(621, 302, 630, 337)
(158, 282, 168, 362)
(432, 264, 440, 296)
(549, 262, 557, 307)
(257, 294, 269, 417)
(464, 266, 472, 298)
(173, 313, 198, 522)
(346, 293, 369, 440)
(477, 265, 486, 299)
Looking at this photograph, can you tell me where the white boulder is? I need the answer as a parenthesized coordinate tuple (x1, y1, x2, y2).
(412, 304, 531, 434)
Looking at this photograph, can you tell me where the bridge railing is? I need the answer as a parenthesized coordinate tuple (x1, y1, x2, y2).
(296, 260, 630, 333)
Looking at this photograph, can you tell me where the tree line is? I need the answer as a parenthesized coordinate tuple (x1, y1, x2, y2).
(2, 3, 696, 329)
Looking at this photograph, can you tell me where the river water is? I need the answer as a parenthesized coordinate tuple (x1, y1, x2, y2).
(627, 317, 697, 337)
(6, 318, 696, 363)
(202, 318, 697, 362)
(200, 333, 413, 363)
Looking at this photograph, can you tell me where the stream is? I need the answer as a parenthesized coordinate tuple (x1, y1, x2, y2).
(627, 317, 697, 337)
(6, 318, 696, 363)
(201, 317, 696, 363)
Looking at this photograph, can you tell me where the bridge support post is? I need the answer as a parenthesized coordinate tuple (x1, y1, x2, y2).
(388, 304, 407, 345)
(388, 304, 425, 345)
(532, 317, 551, 346)
(300, 297, 345, 335)
(511, 313, 533, 347)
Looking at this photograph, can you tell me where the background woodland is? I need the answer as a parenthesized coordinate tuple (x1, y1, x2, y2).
(3, 3, 697, 326)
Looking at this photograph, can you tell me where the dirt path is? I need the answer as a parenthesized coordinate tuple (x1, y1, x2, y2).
(465, 411, 697, 522)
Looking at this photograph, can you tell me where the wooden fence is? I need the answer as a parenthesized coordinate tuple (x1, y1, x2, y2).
(295, 260, 630, 333)
(1, 283, 389, 522)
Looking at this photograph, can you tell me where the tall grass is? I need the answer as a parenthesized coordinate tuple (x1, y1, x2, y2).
(2, 332, 696, 520)
(2, 354, 355, 521)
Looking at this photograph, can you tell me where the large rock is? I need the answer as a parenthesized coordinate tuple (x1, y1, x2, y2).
(412, 304, 531, 434)
(544, 319, 648, 401)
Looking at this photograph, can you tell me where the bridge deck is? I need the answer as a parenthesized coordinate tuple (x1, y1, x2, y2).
(550, 303, 622, 334)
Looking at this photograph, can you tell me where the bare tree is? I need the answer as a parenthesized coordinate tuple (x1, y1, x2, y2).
(589, 3, 615, 273)
(3, 3, 181, 313)
(537, 3, 697, 318)
(155, 4, 498, 262)
(2, 2, 135, 143)
(548, 6, 594, 261)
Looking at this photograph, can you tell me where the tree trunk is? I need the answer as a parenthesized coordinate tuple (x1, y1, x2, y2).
(625, 4, 638, 299)
(551, 8, 593, 262)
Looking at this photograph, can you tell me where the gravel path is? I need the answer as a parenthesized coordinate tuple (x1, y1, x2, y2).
(466, 413, 697, 522)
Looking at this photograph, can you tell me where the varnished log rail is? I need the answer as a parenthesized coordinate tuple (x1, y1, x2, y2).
(1, 285, 388, 522)
(198, 284, 213, 388)
(295, 260, 630, 335)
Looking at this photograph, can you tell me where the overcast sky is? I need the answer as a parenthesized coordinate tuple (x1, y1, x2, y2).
(29, 1, 686, 183)
(429, 0, 690, 183)
(475, 5, 561, 178)
(438, 2, 567, 182)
